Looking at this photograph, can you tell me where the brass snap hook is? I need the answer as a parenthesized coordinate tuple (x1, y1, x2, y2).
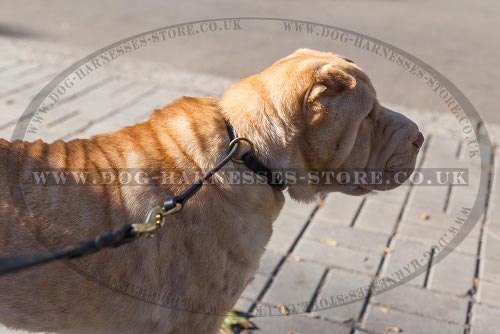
(131, 206, 166, 238)
(131, 203, 183, 238)
(228, 137, 255, 164)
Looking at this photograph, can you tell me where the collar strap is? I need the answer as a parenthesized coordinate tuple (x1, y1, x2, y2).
(225, 120, 287, 191)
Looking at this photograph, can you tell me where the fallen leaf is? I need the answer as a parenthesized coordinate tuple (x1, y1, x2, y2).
(278, 304, 290, 315)
(420, 212, 431, 221)
(384, 326, 403, 332)
(288, 253, 302, 262)
(383, 246, 392, 254)
(318, 199, 325, 208)
(474, 277, 480, 288)
(303, 313, 319, 319)
(221, 310, 254, 333)
(379, 304, 390, 314)
(320, 239, 338, 246)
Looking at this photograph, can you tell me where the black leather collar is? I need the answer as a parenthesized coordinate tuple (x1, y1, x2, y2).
(225, 120, 287, 191)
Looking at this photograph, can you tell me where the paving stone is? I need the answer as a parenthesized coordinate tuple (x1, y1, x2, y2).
(256, 249, 283, 276)
(480, 258, 500, 284)
(295, 239, 381, 276)
(397, 220, 480, 255)
(478, 281, 500, 308)
(491, 165, 500, 194)
(489, 191, 500, 216)
(25, 75, 120, 142)
(403, 206, 459, 227)
(305, 222, 389, 253)
(429, 251, 476, 295)
(367, 183, 409, 206)
(372, 284, 467, 324)
(241, 274, 270, 301)
(423, 135, 460, 165)
(405, 138, 463, 212)
(1, 66, 57, 98)
(262, 259, 325, 307)
(483, 224, 500, 261)
(280, 194, 318, 219)
(315, 269, 372, 323)
(314, 193, 364, 225)
(363, 303, 464, 334)
(472, 303, 500, 334)
(382, 239, 428, 287)
(234, 297, 254, 314)
(452, 232, 481, 255)
(244, 314, 351, 334)
(0, 88, 42, 123)
(398, 220, 456, 242)
(0, 63, 41, 91)
(77, 88, 179, 137)
(56, 83, 157, 141)
(0, 59, 18, 71)
(266, 211, 307, 254)
(355, 199, 402, 234)
(407, 185, 449, 211)
(447, 187, 487, 219)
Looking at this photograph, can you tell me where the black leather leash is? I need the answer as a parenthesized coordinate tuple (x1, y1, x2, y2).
(0, 120, 285, 276)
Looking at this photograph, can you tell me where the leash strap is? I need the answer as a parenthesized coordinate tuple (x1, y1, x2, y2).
(0, 225, 136, 275)
(0, 119, 284, 276)
(163, 121, 241, 212)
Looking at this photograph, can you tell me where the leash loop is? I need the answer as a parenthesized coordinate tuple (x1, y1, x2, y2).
(228, 137, 255, 164)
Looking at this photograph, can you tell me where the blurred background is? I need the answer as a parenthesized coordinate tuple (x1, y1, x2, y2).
(0, 0, 499, 123)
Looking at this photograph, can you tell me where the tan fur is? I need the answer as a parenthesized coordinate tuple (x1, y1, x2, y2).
(0, 49, 421, 334)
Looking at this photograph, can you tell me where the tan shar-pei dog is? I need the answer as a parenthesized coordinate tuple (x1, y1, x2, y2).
(0, 49, 423, 334)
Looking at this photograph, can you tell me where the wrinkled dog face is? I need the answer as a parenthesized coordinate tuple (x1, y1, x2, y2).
(277, 49, 424, 200)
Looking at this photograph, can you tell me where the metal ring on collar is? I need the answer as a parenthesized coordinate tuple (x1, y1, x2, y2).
(228, 137, 255, 164)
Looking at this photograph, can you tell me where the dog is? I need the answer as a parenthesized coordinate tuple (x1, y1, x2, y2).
(0, 49, 423, 334)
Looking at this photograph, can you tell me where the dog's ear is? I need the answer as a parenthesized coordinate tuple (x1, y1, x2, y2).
(305, 64, 356, 121)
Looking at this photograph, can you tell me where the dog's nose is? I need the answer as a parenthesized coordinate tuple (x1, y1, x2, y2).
(413, 132, 424, 149)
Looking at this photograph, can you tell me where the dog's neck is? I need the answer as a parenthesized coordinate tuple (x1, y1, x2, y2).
(220, 83, 301, 172)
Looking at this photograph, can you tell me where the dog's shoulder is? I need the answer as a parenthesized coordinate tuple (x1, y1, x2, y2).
(149, 95, 225, 139)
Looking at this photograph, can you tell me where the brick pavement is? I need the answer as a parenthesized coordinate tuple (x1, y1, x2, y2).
(0, 51, 499, 334)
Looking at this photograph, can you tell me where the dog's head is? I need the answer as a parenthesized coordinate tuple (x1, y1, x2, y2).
(221, 48, 423, 201)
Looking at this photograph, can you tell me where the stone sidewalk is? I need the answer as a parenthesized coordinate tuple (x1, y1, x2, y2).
(0, 49, 499, 334)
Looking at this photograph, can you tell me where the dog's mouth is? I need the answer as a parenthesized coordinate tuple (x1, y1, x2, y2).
(354, 162, 416, 193)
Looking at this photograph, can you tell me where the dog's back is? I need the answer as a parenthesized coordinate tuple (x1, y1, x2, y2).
(0, 97, 279, 334)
